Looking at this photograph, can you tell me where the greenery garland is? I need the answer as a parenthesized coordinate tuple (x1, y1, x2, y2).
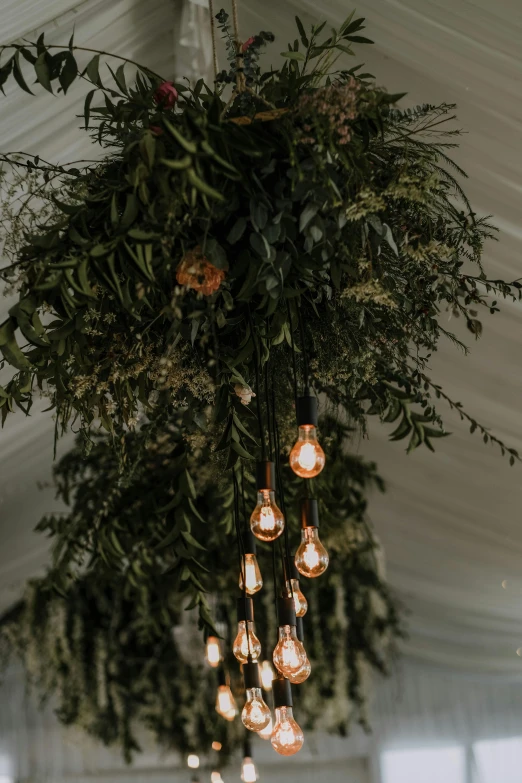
(0, 5, 519, 764)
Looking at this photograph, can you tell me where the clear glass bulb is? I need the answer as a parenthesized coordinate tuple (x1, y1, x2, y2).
(215, 685, 237, 721)
(250, 490, 285, 542)
(271, 706, 304, 756)
(260, 659, 275, 690)
(206, 636, 221, 667)
(295, 527, 329, 578)
(289, 425, 325, 478)
(273, 625, 307, 677)
(211, 772, 224, 783)
(242, 686, 271, 731)
(233, 620, 262, 664)
(287, 655, 311, 684)
(241, 757, 258, 782)
(239, 553, 263, 595)
(258, 713, 273, 740)
(287, 578, 308, 617)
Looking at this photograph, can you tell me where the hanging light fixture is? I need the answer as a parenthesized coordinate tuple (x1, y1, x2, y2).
(294, 499, 329, 578)
(233, 596, 262, 664)
(250, 461, 285, 542)
(241, 737, 259, 782)
(271, 676, 304, 756)
(215, 669, 238, 721)
(206, 635, 222, 668)
(289, 390, 325, 478)
(272, 596, 308, 678)
(287, 617, 311, 684)
(287, 560, 308, 617)
(239, 529, 263, 595)
(242, 659, 271, 732)
(260, 660, 275, 691)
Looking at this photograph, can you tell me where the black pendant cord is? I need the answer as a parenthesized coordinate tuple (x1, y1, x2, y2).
(297, 297, 310, 391)
(240, 461, 248, 524)
(233, 469, 252, 658)
(271, 374, 293, 597)
(271, 540, 279, 634)
(264, 342, 274, 461)
(286, 298, 299, 406)
(247, 308, 267, 462)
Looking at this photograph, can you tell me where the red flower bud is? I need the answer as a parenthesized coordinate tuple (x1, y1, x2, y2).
(241, 36, 255, 53)
(153, 81, 178, 109)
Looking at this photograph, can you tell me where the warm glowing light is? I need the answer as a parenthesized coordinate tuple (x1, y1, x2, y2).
(287, 578, 307, 617)
(206, 636, 221, 667)
(239, 553, 263, 595)
(212, 741, 222, 751)
(187, 754, 200, 769)
(289, 426, 325, 478)
(260, 660, 275, 690)
(271, 706, 304, 756)
(250, 490, 285, 542)
(241, 757, 258, 783)
(295, 527, 329, 578)
(242, 687, 271, 731)
(215, 685, 238, 721)
(258, 714, 273, 740)
(287, 655, 311, 684)
(233, 620, 262, 664)
(211, 772, 224, 783)
(273, 625, 307, 677)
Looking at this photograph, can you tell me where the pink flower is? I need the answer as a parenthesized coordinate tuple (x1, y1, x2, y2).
(241, 36, 255, 53)
(149, 125, 163, 136)
(153, 82, 178, 109)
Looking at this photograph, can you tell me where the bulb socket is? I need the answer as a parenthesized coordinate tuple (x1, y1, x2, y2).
(243, 660, 261, 690)
(237, 595, 254, 623)
(217, 668, 227, 687)
(296, 391, 318, 427)
(242, 529, 257, 556)
(255, 460, 276, 491)
(290, 557, 300, 581)
(272, 675, 293, 708)
(278, 595, 297, 627)
(296, 616, 305, 643)
(300, 497, 319, 529)
(243, 736, 253, 758)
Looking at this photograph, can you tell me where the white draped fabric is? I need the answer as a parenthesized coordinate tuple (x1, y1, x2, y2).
(1, 0, 522, 780)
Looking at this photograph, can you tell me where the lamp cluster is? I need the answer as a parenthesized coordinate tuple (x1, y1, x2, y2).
(206, 388, 329, 763)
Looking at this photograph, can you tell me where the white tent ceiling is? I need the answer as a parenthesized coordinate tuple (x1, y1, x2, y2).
(1, 0, 522, 679)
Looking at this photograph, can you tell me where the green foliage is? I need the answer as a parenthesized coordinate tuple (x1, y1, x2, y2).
(2, 415, 401, 760)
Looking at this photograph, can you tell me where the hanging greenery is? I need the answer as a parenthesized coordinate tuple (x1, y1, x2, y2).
(0, 3, 519, 764)
(1, 414, 401, 761)
(0, 11, 518, 460)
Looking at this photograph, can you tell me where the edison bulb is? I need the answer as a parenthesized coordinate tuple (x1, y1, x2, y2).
(295, 527, 329, 578)
(250, 490, 285, 542)
(215, 685, 237, 721)
(271, 706, 304, 756)
(287, 655, 311, 684)
(206, 636, 221, 667)
(233, 620, 262, 663)
(258, 713, 273, 740)
(241, 757, 258, 783)
(287, 578, 307, 617)
(239, 553, 263, 595)
(273, 625, 307, 677)
(242, 687, 271, 731)
(289, 425, 325, 478)
(211, 773, 224, 783)
(260, 660, 275, 690)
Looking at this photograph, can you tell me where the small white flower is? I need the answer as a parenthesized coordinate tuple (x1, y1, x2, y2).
(234, 383, 256, 405)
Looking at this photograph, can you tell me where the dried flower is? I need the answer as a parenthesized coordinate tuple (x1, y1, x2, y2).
(234, 383, 256, 405)
(176, 246, 225, 296)
(242, 36, 256, 52)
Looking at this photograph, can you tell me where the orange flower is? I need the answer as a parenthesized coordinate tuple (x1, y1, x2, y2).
(176, 246, 225, 296)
